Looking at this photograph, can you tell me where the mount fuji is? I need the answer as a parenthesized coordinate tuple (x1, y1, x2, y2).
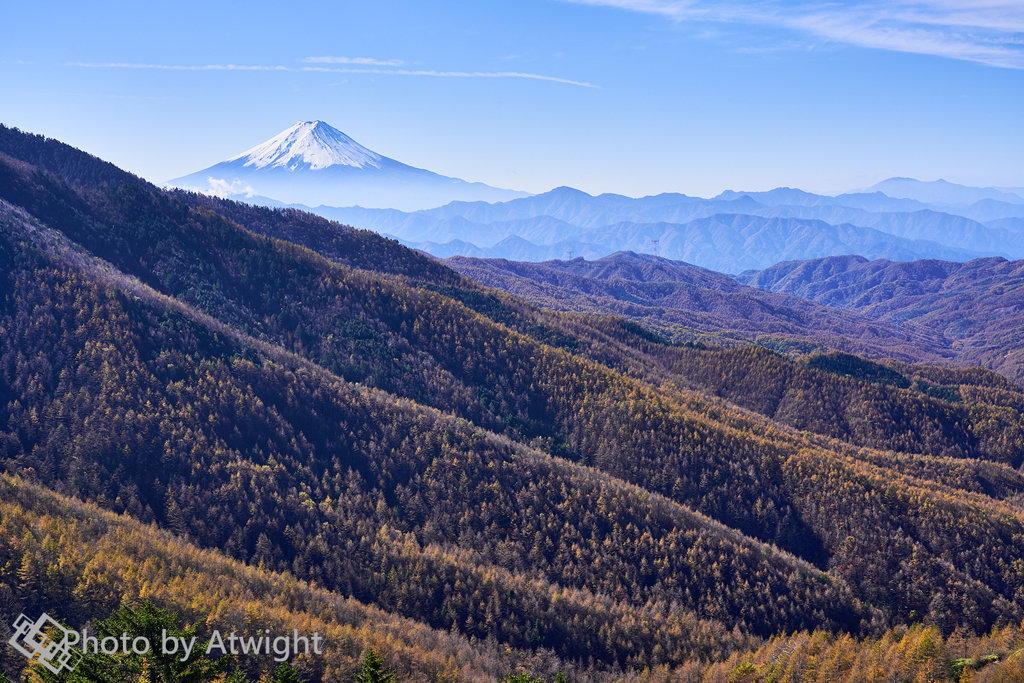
(166, 121, 529, 211)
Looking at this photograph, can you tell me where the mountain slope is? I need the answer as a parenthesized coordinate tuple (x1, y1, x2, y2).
(738, 255, 1024, 382)
(6, 190, 1024, 643)
(444, 251, 951, 360)
(0, 194, 872, 658)
(8, 474, 1024, 683)
(166, 121, 528, 211)
(443, 251, 1024, 461)
(6, 125, 1024, 681)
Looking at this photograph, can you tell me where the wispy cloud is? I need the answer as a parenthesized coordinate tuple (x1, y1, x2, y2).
(65, 62, 292, 71)
(560, 0, 1024, 68)
(785, 6, 1024, 69)
(63, 62, 598, 87)
(302, 56, 404, 66)
(563, 0, 706, 20)
(309, 67, 599, 87)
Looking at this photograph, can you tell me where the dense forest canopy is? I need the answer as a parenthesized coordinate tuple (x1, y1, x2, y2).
(2, 124, 1024, 683)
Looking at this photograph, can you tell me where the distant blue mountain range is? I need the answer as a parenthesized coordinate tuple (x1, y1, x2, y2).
(279, 182, 1024, 273)
(169, 127, 1024, 272)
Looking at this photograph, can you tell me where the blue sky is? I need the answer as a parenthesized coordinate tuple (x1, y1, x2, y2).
(2, 0, 1022, 198)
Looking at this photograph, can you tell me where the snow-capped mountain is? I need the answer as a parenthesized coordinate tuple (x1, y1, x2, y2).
(166, 121, 528, 211)
(229, 121, 383, 171)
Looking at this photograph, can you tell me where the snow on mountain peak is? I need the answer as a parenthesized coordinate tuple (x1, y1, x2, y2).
(228, 121, 383, 171)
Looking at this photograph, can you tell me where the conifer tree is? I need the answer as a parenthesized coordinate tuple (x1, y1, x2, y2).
(353, 649, 396, 683)
(270, 663, 302, 683)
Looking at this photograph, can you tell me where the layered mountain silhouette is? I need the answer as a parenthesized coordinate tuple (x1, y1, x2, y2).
(166, 120, 529, 211)
(862, 177, 1024, 207)
(309, 186, 1022, 272)
(166, 123, 1024, 273)
(444, 248, 1024, 384)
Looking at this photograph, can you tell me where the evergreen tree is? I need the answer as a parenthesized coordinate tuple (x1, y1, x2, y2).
(353, 649, 396, 683)
(501, 673, 545, 683)
(270, 663, 302, 683)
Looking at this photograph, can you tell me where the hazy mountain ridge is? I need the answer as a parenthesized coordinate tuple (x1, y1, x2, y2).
(277, 182, 1023, 272)
(737, 255, 1024, 382)
(423, 213, 988, 273)
(749, 206, 1024, 255)
(444, 251, 952, 361)
(864, 177, 1024, 207)
(986, 216, 1024, 232)
(443, 246, 1024, 384)
(163, 125, 1024, 272)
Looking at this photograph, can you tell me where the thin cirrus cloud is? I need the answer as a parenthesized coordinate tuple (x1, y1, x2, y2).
(562, 0, 1024, 68)
(62, 61, 598, 87)
(302, 56, 404, 66)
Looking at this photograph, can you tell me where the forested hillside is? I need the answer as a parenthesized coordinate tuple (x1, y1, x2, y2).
(443, 253, 949, 360)
(738, 255, 1024, 383)
(7, 475, 1024, 683)
(2, 125, 1024, 683)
